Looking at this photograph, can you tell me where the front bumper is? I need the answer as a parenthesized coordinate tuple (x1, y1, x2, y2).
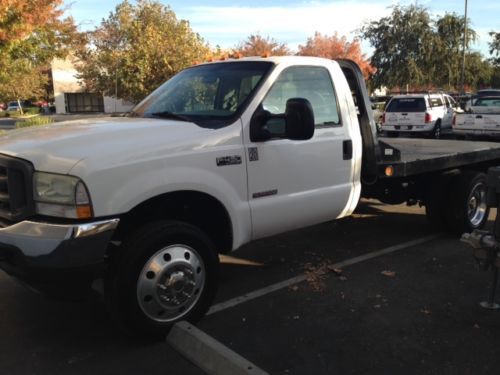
(0, 218, 119, 282)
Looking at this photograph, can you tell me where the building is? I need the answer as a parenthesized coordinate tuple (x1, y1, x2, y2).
(51, 58, 134, 114)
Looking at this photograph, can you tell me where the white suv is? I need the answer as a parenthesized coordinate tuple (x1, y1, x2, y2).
(381, 93, 457, 138)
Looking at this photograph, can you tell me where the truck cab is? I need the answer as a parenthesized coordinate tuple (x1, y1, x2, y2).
(0, 57, 365, 337)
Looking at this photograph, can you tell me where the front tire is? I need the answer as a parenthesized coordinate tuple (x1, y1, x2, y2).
(105, 220, 219, 339)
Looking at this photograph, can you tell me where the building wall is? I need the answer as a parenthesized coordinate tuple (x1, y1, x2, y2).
(51, 58, 82, 114)
(51, 58, 135, 114)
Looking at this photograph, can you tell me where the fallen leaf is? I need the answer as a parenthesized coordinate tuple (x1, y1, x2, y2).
(420, 309, 432, 315)
(339, 276, 348, 281)
(473, 324, 480, 329)
(327, 265, 343, 275)
(290, 285, 299, 292)
(381, 270, 396, 277)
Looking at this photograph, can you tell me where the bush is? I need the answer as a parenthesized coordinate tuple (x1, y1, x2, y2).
(24, 107, 41, 115)
(15, 116, 54, 128)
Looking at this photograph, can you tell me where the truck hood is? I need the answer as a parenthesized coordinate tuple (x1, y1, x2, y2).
(0, 117, 213, 174)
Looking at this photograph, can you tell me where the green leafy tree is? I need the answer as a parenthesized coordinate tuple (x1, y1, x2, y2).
(359, 5, 488, 91)
(464, 52, 493, 89)
(434, 13, 476, 90)
(359, 4, 435, 89)
(490, 31, 500, 66)
(77, 0, 210, 104)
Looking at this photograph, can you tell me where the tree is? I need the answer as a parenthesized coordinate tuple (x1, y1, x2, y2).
(359, 5, 488, 91)
(234, 34, 290, 57)
(297, 32, 375, 79)
(490, 31, 500, 66)
(464, 52, 492, 89)
(76, 0, 209, 104)
(434, 13, 476, 90)
(0, 0, 80, 104)
(359, 4, 435, 89)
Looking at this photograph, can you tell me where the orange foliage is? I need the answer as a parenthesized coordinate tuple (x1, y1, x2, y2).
(234, 34, 290, 57)
(0, 0, 68, 43)
(298, 32, 376, 79)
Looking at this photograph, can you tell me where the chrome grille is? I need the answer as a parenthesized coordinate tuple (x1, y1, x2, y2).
(0, 154, 35, 222)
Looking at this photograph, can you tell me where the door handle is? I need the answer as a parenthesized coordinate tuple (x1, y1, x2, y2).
(343, 140, 353, 160)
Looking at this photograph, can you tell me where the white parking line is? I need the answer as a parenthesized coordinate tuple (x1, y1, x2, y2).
(208, 234, 440, 315)
(167, 321, 269, 375)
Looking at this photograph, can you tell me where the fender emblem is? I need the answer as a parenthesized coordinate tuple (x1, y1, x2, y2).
(216, 155, 242, 166)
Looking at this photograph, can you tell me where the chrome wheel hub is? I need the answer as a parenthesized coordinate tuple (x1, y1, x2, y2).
(468, 182, 487, 227)
(137, 245, 205, 322)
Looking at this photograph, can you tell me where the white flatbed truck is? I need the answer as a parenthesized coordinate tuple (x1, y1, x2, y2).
(0, 57, 499, 337)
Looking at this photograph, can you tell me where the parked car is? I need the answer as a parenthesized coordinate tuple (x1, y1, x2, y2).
(381, 92, 458, 139)
(6, 101, 22, 112)
(453, 94, 500, 139)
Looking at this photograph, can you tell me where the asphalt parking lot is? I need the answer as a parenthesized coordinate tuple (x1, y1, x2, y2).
(1, 199, 500, 374)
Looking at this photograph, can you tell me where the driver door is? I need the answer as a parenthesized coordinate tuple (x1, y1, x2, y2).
(244, 65, 356, 240)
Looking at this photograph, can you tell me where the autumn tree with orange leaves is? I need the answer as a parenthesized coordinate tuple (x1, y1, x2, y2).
(0, 0, 80, 103)
(234, 34, 291, 57)
(297, 32, 375, 79)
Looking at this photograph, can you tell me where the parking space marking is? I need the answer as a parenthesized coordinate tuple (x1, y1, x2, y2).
(208, 234, 440, 315)
(167, 320, 269, 375)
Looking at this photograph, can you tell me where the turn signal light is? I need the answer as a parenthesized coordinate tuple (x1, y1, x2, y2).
(76, 205, 93, 219)
(385, 166, 394, 177)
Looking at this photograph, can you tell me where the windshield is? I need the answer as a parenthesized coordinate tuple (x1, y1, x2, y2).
(386, 98, 426, 112)
(474, 97, 500, 107)
(132, 61, 274, 128)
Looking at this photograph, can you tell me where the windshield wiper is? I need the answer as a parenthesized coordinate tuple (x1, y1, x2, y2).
(150, 111, 193, 122)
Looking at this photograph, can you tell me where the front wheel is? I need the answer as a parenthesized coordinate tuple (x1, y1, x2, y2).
(105, 220, 219, 339)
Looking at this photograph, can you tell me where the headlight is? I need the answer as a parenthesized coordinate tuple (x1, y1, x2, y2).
(33, 172, 93, 219)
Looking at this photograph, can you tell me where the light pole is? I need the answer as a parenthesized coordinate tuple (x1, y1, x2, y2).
(460, 0, 468, 94)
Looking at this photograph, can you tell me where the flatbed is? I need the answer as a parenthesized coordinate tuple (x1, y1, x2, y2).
(378, 138, 500, 177)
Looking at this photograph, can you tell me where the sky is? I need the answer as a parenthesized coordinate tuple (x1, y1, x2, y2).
(64, 0, 500, 58)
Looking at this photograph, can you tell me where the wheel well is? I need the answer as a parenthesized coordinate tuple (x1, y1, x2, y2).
(112, 191, 233, 254)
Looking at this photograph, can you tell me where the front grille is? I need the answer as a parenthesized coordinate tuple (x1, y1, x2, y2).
(0, 154, 35, 223)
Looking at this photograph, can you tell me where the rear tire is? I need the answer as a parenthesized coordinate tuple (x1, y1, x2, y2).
(105, 220, 219, 339)
(425, 174, 453, 230)
(431, 121, 442, 139)
(444, 171, 489, 235)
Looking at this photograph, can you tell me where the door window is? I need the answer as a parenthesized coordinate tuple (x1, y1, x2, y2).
(262, 66, 341, 126)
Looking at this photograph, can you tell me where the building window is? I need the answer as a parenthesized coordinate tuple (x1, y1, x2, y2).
(65, 93, 104, 113)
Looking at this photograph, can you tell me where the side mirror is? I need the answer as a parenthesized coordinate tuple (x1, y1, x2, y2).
(285, 98, 315, 140)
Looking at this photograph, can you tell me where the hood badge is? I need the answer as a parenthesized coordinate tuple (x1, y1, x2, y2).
(216, 155, 242, 167)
